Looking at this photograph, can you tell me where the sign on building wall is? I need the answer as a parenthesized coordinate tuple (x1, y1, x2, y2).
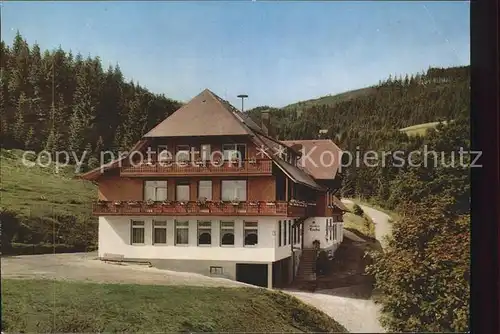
(309, 222, 320, 232)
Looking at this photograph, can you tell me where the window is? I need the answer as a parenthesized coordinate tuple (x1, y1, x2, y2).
(244, 221, 258, 246)
(293, 222, 297, 244)
(220, 221, 235, 246)
(333, 222, 338, 242)
(175, 220, 189, 245)
(210, 266, 223, 275)
(176, 145, 191, 162)
(198, 180, 212, 200)
(176, 180, 190, 201)
(283, 220, 287, 245)
(278, 220, 282, 247)
(144, 180, 168, 201)
(222, 143, 246, 161)
(153, 221, 167, 244)
(157, 145, 169, 162)
(131, 220, 145, 244)
(288, 220, 292, 245)
(221, 180, 246, 201)
(201, 144, 211, 161)
(198, 221, 212, 246)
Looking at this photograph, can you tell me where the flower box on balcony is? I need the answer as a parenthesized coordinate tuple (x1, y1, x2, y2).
(248, 158, 257, 164)
(113, 201, 123, 206)
(266, 202, 276, 206)
(175, 202, 188, 212)
(127, 201, 141, 207)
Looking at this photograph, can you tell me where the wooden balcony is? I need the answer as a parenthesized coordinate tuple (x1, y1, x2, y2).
(120, 159, 273, 177)
(93, 200, 314, 217)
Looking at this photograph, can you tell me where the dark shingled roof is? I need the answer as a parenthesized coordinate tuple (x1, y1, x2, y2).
(80, 89, 324, 190)
(144, 89, 249, 137)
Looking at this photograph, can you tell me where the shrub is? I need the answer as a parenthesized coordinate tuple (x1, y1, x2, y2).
(367, 196, 469, 332)
(316, 250, 331, 276)
(352, 203, 364, 216)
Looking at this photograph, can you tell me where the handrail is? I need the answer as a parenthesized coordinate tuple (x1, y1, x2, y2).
(120, 159, 273, 175)
(92, 200, 310, 217)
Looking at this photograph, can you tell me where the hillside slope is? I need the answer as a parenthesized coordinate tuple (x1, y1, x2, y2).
(1, 149, 97, 252)
(2, 279, 348, 333)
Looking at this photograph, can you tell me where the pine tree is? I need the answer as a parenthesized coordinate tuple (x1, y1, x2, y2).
(24, 126, 35, 150)
(13, 93, 27, 145)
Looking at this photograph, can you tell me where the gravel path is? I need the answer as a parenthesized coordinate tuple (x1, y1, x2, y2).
(1, 252, 248, 287)
(286, 289, 385, 333)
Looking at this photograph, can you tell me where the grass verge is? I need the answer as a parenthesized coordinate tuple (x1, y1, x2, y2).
(2, 279, 348, 333)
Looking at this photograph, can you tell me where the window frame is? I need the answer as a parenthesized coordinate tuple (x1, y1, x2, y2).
(175, 180, 190, 202)
(197, 221, 212, 246)
(222, 143, 246, 161)
(220, 221, 235, 247)
(283, 220, 287, 245)
(278, 220, 282, 247)
(200, 144, 211, 161)
(176, 144, 191, 162)
(198, 180, 213, 201)
(221, 180, 247, 201)
(243, 221, 258, 247)
(175, 220, 189, 246)
(131, 220, 145, 245)
(152, 220, 167, 245)
(144, 180, 168, 202)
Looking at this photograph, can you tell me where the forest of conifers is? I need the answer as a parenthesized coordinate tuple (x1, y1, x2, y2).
(1, 32, 470, 332)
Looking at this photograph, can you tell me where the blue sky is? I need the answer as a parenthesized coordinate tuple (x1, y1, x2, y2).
(2, 1, 470, 108)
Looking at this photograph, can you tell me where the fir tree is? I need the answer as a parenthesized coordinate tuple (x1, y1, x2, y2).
(12, 93, 27, 144)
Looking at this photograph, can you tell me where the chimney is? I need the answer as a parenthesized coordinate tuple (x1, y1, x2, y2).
(261, 110, 270, 135)
(318, 129, 328, 139)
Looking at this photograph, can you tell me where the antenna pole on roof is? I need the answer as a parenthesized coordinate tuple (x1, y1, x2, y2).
(237, 94, 249, 112)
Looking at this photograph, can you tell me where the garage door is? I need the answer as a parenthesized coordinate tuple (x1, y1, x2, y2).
(236, 263, 268, 288)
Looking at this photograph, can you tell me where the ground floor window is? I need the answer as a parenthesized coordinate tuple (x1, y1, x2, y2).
(278, 220, 282, 246)
(198, 221, 212, 245)
(333, 222, 338, 242)
(153, 220, 167, 244)
(175, 220, 189, 245)
(131, 220, 145, 244)
(288, 220, 292, 245)
(220, 221, 235, 246)
(244, 221, 258, 246)
(283, 220, 287, 245)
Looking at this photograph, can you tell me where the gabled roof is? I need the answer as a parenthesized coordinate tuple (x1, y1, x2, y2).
(144, 89, 249, 137)
(281, 139, 343, 180)
(80, 89, 324, 190)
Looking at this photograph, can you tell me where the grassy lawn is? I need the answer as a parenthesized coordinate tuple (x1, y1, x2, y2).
(342, 202, 375, 238)
(2, 279, 347, 333)
(0, 149, 96, 218)
(399, 121, 448, 137)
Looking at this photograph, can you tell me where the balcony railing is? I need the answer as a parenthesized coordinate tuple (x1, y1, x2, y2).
(93, 200, 314, 217)
(120, 159, 273, 176)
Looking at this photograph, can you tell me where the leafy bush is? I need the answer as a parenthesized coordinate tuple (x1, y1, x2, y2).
(316, 250, 331, 276)
(0, 208, 97, 253)
(352, 203, 364, 216)
(367, 196, 469, 332)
